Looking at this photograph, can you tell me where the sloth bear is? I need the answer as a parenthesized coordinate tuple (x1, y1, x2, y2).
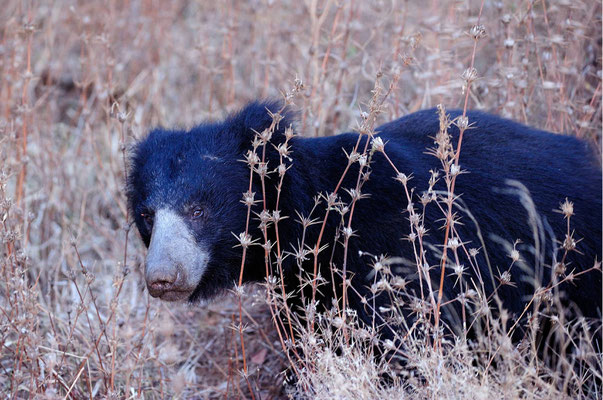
(127, 101, 601, 342)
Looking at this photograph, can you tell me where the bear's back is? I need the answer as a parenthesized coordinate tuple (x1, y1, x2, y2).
(371, 109, 601, 318)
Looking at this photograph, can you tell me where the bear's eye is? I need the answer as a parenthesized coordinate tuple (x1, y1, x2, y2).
(140, 212, 154, 225)
(191, 208, 205, 219)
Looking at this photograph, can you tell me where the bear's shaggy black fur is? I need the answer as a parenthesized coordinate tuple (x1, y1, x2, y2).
(128, 101, 601, 340)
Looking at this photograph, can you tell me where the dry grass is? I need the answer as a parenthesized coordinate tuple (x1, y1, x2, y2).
(0, 0, 601, 399)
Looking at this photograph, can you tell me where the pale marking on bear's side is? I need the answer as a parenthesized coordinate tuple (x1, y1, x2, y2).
(146, 208, 208, 297)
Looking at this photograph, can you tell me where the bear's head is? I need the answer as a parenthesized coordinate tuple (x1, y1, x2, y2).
(127, 101, 293, 302)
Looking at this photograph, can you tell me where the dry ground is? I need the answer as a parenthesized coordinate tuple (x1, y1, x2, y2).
(0, 0, 601, 399)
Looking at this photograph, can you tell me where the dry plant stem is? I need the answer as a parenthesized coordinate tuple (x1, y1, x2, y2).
(231, 312, 246, 398)
(224, 2, 236, 105)
(540, 0, 563, 129)
(340, 75, 400, 326)
(311, 2, 342, 133)
(257, 160, 291, 353)
(225, 353, 233, 400)
(577, 81, 601, 138)
(235, 163, 256, 399)
(78, 276, 126, 393)
(15, 13, 33, 208)
(238, 166, 255, 287)
(340, 140, 371, 340)
(261, 241, 300, 370)
(433, 0, 485, 345)
(72, 246, 108, 382)
(310, 134, 363, 331)
(332, 0, 355, 127)
(483, 206, 598, 379)
(379, 151, 435, 312)
(236, 104, 302, 387)
(303, 0, 334, 132)
(257, 123, 296, 344)
(271, 128, 297, 343)
(111, 113, 130, 393)
(61, 105, 132, 396)
(135, 302, 151, 397)
(339, 123, 373, 339)
(256, 103, 305, 372)
(226, 313, 237, 399)
(483, 263, 601, 379)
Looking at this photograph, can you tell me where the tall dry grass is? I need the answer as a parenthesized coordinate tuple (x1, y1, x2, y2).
(0, 1, 601, 399)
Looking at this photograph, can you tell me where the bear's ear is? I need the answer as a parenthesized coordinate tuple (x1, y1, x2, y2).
(226, 100, 296, 151)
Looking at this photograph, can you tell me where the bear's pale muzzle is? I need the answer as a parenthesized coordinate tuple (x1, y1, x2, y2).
(145, 208, 208, 301)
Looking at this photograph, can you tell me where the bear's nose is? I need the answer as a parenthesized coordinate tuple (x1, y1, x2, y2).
(146, 267, 178, 296)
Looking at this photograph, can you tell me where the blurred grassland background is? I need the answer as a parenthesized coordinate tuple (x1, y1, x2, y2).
(0, 0, 601, 399)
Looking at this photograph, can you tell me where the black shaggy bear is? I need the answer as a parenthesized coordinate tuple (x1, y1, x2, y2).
(127, 101, 601, 346)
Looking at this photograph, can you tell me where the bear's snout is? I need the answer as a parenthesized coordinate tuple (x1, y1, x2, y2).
(144, 208, 208, 301)
(145, 262, 180, 297)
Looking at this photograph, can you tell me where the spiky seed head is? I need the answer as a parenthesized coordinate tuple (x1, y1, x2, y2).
(453, 263, 465, 279)
(235, 232, 253, 249)
(371, 137, 385, 153)
(358, 154, 368, 167)
(456, 115, 470, 131)
(447, 237, 460, 250)
(559, 198, 574, 218)
(450, 163, 461, 176)
(461, 67, 478, 83)
(554, 262, 566, 276)
(500, 270, 512, 285)
(396, 172, 409, 185)
(277, 164, 287, 176)
(563, 234, 577, 251)
(241, 190, 256, 207)
(504, 38, 515, 48)
(470, 24, 486, 39)
(244, 150, 260, 167)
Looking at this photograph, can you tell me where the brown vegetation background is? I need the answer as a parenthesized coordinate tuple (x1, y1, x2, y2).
(0, 0, 601, 398)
